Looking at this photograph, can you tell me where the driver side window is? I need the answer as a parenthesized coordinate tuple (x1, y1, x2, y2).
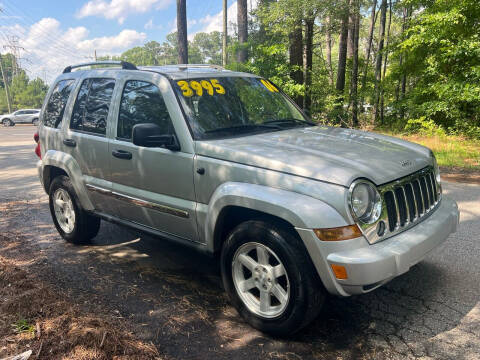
(117, 80, 175, 141)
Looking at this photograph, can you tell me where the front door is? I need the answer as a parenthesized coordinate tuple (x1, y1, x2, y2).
(14, 111, 28, 123)
(108, 76, 198, 242)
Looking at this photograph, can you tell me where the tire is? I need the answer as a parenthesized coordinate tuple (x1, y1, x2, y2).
(32, 118, 39, 126)
(221, 220, 325, 336)
(2, 119, 12, 127)
(49, 175, 100, 244)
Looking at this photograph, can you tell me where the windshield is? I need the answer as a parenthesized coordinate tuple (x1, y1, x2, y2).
(173, 76, 311, 140)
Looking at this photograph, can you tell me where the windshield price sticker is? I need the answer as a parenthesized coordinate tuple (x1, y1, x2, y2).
(177, 79, 225, 97)
(260, 79, 279, 92)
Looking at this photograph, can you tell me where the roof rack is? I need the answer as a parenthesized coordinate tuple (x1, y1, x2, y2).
(62, 60, 137, 73)
(177, 64, 224, 71)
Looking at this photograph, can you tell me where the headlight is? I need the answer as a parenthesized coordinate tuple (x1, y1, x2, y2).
(348, 180, 382, 224)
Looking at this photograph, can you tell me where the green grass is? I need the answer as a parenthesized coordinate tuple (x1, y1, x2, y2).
(11, 317, 35, 334)
(380, 133, 480, 170)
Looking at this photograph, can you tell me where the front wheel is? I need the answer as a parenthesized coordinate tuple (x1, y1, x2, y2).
(49, 175, 100, 244)
(221, 220, 325, 336)
(2, 119, 12, 126)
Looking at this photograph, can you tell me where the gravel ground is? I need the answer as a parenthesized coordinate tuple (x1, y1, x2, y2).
(1, 125, 479, 359)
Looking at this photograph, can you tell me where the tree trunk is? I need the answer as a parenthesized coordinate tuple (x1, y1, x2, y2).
(350, 2, 360, 127)
(335, 0, 350, 126)
(326, 16, 334, 86)
(304, 16, 314, 112)
(373, 0, 387, 125)
(237, 0, 248, 63)
(336, 0, 350, 94)
(400, 5, 412, 120)
(289, 20, 304, 106)
(176, 0, 188, 64)
(396, 6, 408, 103)
(347, 11, 355, 59)
(360, 0, 377, 104)
(380, 0, 393, 123)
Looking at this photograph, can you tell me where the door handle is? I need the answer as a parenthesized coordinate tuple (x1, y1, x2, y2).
(112, 150, 132, 160)
(63, 139, 76, 147)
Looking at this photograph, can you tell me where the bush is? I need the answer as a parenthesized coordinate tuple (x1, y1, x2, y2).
(404, 117, 447, 137)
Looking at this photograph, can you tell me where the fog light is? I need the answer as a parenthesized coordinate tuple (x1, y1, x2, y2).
(331, 264, 348, 280)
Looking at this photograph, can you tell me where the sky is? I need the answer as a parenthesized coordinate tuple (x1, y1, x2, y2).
(0, 0, 256, 84)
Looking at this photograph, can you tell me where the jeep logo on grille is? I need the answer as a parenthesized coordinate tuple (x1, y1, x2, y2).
(400, 160, 413, 167)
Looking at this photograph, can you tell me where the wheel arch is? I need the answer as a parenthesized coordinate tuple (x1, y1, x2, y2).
(40, 150, 94, 210)
(212, 206, 297, 255)
(204, 182, 349, 254)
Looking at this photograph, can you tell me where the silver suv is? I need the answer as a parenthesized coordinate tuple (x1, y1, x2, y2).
(35, 61, 459, 335)
(2, 108, 40, 126)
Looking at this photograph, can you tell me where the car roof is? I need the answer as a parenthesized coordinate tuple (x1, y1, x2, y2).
(54, 62, 258, 83)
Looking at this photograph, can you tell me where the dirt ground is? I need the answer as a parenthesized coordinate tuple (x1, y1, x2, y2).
(0, 235, 161, 359)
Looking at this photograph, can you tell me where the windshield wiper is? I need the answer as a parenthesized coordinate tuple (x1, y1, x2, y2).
(204, 123, 281, 134)
(263, 118, 316, 127)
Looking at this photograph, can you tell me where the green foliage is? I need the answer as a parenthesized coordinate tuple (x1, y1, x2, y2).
(0, 65, 48, 114)
(404, 116, 447, 137)
(396, 0, 480, 137)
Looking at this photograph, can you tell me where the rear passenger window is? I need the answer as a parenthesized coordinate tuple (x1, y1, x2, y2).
(117, 80, 174, 140)
(70, 78, 115, 135)
(43, 80, 75, 128)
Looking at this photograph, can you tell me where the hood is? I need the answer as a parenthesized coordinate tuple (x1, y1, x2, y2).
(195, 126, 432, 186)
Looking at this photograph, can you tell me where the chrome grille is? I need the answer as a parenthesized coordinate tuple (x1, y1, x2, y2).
(381, 167, 441, 233)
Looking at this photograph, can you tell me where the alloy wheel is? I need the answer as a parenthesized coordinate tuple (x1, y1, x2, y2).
(232, 242, 290, 318)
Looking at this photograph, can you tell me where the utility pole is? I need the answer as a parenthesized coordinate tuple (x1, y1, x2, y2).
(176, 0, 188, 64)
(94, 50, 97, 61)
(0, 55, 12, 113)
(222, 0, 227, 67)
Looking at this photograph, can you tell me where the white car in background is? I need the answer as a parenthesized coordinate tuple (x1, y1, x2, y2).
(1, 109, 41, 126)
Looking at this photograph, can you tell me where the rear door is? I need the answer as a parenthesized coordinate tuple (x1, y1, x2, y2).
(107, 73, 198, 242)
(60, 77, 117, 214)
(41, 79, 77, 158)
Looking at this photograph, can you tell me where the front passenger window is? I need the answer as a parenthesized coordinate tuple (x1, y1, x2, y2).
(117, 80, 175, 141)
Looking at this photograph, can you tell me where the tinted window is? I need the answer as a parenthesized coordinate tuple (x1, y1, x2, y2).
(70, 78, 115, 135)
(117, 80, 174, 140)
(43, 80, 75, 128)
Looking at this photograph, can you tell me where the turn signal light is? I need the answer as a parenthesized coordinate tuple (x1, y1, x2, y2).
(331, 264, 348, 280)
(314, 225, 362, 241)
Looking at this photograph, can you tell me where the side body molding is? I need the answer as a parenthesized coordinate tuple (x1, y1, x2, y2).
(39, 150, 94, 210)
(202, 182, 349, 252)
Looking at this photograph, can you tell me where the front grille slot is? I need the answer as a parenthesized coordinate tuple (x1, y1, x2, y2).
(412, 180, 424, 215)
(419, 176, 430, 208)
(394, 187, 408, 226)
(380, 167, 441, 239)
(384, 191, 397, 232)
(404, 183, 416, 221)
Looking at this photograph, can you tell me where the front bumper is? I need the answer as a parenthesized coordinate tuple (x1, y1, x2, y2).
(297, 196, 459, 296)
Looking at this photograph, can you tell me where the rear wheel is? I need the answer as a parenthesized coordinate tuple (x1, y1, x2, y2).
(49, 175, 100, 244)
(32, 118, 39, 126)
(221, 220, 325, 336)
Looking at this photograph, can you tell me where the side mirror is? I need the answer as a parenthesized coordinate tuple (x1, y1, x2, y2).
(132, 123, 180, 151)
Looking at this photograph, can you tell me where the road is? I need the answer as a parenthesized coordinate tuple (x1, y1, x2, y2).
(1, 125, 479, 359)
